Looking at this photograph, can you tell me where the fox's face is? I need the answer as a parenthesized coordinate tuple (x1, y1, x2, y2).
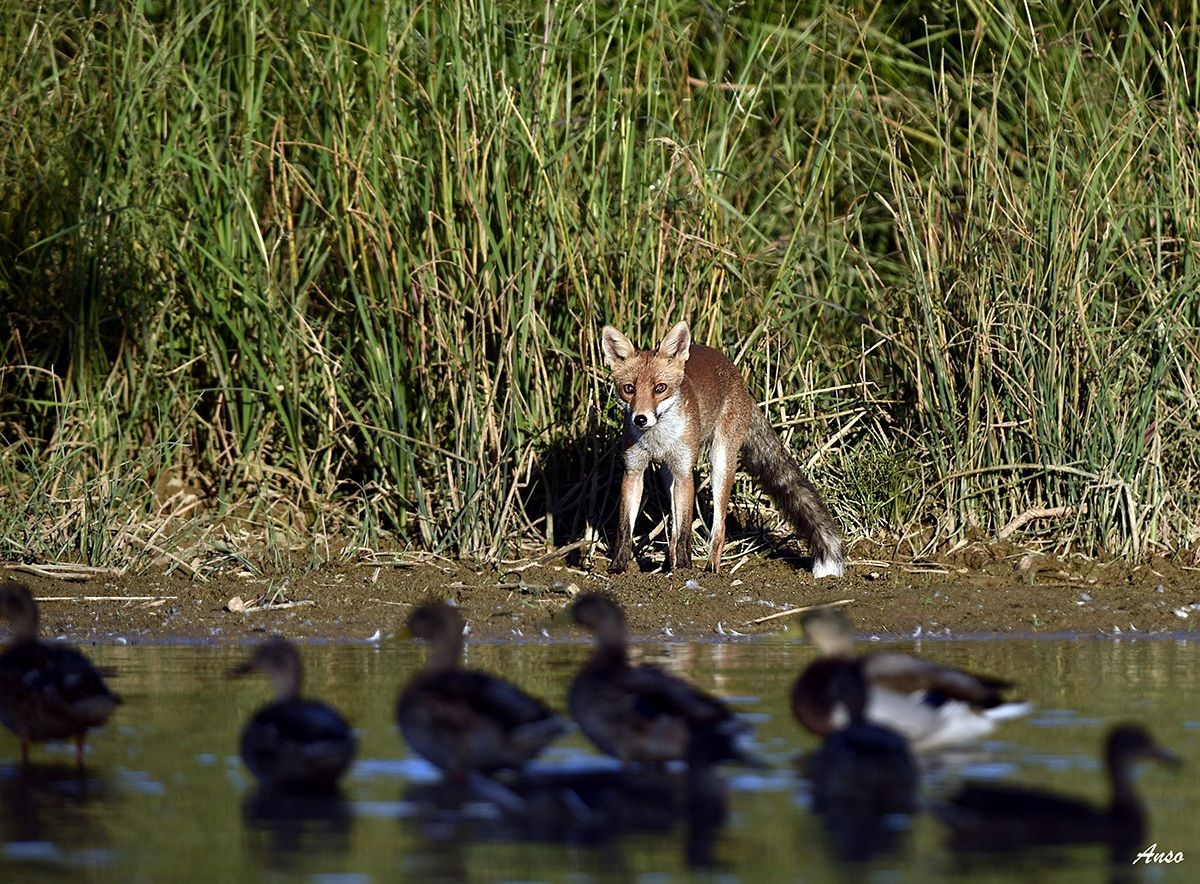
(601, 322, 690, 431)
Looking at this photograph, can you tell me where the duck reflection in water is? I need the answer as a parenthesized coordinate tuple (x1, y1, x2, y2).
(403, 762, 728, 868)
(242, 784, 352, 862)
(803, 661, 918, 862)
(0, 762, 111, 846)
(936, 723, 1180, 864)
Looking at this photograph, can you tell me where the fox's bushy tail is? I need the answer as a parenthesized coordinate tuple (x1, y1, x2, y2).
(740, 410, 844, 578)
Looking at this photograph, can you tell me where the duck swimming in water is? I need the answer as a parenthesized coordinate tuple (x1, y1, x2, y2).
(805, 661, 919, 861)
(792, 607, 1031, 751)
(569, 592, 754, 767)
(0, 580, 121, 765)
(397, 601, 566, 778)
(936, 723, 1179, 859)
(805, 661, 918, 816)
(232, 637, 356, 789)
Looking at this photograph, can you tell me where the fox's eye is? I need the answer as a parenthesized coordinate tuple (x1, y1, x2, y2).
(653, 383, 667, 395)
(622, 383, 635, 396)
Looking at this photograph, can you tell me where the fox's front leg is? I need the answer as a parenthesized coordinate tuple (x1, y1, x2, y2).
(610, 469, 644, 574)
(662, 466, 695, 571)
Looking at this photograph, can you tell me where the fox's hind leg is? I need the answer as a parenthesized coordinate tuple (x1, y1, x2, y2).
(707, 416, 750, 574)
(707, 440, 738, 574)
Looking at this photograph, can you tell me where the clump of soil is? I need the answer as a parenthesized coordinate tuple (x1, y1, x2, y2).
(5, 541, 1199, 644)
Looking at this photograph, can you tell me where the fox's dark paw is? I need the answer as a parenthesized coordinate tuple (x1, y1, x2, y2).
(608, 558, 630, 575)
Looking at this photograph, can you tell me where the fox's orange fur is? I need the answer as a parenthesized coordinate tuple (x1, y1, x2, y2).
(601, 321, 843, 578)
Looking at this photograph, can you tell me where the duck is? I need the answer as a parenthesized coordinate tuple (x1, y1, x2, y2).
(0, 580, 121, 764)
(569, 592, 754, 766)
(396, 601, 566, 778)
(792, 607, 1031, 751)
(805, 661, 918, 816)
(232, 637, 357, 789)
(936, 723, 1180, 858)
(805, 661, 918, 861)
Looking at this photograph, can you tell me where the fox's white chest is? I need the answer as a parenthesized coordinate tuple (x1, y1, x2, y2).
(623, 397, 692, 471)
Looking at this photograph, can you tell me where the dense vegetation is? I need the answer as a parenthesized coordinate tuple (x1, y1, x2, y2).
(2, 1, 1197, 572)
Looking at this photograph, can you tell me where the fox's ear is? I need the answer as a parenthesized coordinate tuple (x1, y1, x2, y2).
(601, 326, 637, 366)
(657, 321, 691, 362)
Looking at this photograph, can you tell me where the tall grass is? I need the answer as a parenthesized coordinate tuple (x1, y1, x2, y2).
(1, 0, 1197, 572)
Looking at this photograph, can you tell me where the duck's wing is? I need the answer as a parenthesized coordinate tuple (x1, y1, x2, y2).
(568, 663, 740, 765)
(0, 642, 121, 709)
(242, 699, 356, 787)
(863, 652, 1015, 707)
(420, 670, 564, 734)
(944, 782, 1096, 818)
(268, 699, 353, 743)
(613, 664, 735, 727)
(399, 670, 565, 771)
(808, 722, 918, 816)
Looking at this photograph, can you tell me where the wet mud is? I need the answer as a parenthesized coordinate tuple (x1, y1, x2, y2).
(5, 541, 1199, 644)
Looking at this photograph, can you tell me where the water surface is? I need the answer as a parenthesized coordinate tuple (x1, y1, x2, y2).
(1, 637, 1195, 881)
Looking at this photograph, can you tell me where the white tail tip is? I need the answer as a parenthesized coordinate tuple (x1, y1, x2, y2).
(811, 557, 844, 579)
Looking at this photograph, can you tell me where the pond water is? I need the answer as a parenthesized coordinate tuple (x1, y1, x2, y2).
(1, 635, 1195, 882)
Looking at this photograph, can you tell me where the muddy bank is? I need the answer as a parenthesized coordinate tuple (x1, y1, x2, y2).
(4, 542, 1199, 644)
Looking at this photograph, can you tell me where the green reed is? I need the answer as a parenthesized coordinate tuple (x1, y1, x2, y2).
(0, 0, 1196, 571)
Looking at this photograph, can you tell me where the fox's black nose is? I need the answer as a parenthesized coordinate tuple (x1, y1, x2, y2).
(633, 414, 648, 428)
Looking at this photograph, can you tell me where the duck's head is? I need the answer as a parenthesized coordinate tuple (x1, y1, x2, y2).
(232, 636, 303, 699)
(0, 580, 39, 641)
(405, 601, 466, 669)
(405, 601, 465, 641)
(570, 592, 626, 647)
(800, 607, 855, 657)
(1106, 724, 1181, 772)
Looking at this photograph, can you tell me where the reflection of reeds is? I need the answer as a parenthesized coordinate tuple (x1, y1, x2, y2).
(1, 2, 1196, 572)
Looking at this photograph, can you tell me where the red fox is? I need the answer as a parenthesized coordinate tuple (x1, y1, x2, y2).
(601, 321, 844, 578)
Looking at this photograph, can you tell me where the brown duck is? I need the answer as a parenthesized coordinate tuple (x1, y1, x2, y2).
(232, 637, 357, 789)
(569, 592, 753, 766)
(936, 723, 1180, 858)
(0, 580, 121, 764)
(397, 601, 566, 777)
(793, 607, 1031, 751)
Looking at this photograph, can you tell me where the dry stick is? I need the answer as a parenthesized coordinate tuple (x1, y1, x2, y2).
(257, 600, 316, 611)
(15, 563, 119, 573)
(8, 563, 124, 581)
(36, 596, 177, 602)
(741, 598, 854, 627)
(230, 599, 316, 613)
(998, 504, 1087, 541)
(501, 538, 592, 571)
